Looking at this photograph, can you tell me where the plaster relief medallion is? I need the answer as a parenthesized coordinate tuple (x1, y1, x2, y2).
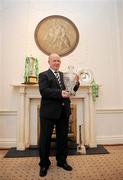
(34, 15, 79, 57)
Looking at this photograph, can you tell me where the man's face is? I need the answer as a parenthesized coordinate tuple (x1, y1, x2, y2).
(48, 55, 61, 71)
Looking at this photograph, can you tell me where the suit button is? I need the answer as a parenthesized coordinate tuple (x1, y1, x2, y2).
(62, 103, 65, 106)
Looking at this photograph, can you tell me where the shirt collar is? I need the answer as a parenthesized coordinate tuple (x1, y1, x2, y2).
(50, 68, 59, 74)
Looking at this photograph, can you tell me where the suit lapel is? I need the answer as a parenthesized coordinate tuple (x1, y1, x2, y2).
(47, 69, 65, 90)
(48, 69, 61, 88)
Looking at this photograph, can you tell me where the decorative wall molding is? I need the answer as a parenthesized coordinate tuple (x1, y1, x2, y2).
(0, 110, 17, 116)
(1, 108, 123, 116)
(0, 139, 16, 148)
(96, 135, 123, 145)
(96, 108, 123, 114)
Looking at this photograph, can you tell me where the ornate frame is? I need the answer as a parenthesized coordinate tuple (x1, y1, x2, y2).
(34, 15, 79, 57)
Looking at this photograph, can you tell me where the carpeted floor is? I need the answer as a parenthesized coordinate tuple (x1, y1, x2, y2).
(0, 145, 123, 180)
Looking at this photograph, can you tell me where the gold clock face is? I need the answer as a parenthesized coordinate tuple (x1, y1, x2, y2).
(34, 15, 79, 57)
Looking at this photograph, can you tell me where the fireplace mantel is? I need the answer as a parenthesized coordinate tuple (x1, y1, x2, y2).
(12, 83, 97, 150)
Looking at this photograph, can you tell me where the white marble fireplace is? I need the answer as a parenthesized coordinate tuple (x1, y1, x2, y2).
(13, 84, 97, 150)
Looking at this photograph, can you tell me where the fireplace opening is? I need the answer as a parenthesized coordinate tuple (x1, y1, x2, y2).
(37, 104, 77, 145)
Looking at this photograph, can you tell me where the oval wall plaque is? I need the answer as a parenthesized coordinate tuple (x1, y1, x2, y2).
(34, 15, 79, 57)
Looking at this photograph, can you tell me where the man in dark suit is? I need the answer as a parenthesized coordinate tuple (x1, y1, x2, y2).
(38, 53, 79, 177)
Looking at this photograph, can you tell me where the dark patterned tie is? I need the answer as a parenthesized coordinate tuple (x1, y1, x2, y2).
(54, 72, 62, 88)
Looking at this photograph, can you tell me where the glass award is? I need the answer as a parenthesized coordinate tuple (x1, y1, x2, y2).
(63, 66, 77, 95)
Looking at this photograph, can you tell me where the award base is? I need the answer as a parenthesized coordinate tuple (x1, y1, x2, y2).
(25, 76, 38, 84)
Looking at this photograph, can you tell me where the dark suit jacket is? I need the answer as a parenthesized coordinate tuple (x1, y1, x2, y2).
(38, 69, 71, 119)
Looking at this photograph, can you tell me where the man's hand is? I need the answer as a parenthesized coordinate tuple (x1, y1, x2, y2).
(62, 90, 70, 98)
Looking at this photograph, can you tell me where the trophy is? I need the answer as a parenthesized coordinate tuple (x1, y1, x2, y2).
(63, 65, 77, 95)
(24, 56, 39, 84)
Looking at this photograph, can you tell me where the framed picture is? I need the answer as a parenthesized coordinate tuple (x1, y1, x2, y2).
(34, 15, 79, 57)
